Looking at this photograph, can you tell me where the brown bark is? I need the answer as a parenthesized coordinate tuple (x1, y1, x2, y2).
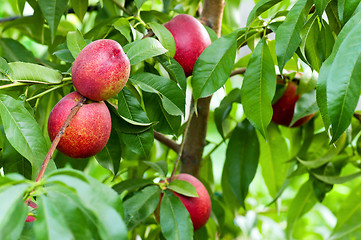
(180, 0, 225, 177)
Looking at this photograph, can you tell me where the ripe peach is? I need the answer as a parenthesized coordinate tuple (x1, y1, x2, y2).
(72, 39, 130, 101)
(164, 14, 211, 77)
(47, 91, 111, 158)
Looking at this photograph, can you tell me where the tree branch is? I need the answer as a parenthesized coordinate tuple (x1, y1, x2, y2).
(230, 68, 246, 77)
(180, 0, 225, 177)
(35, 96, 87, 182)
(153, 130, 180, 153)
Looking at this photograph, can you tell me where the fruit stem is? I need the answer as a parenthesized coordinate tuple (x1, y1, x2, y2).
(35, 96, 87, 182)
(169, 108, 195, 182)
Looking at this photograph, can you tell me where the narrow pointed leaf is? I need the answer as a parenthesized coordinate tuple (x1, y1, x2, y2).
(131, 72, 185, 115)
(290, 90, 318, 126)
(192, 31, 237, 101)
(67, 29, 87, 58)
(70, 0, 88, 21)
(241, 38, 276, 137)
(0, 57, 10, 75)
(144, 160, 168, 176)
(276, 0, 312, 73)
(38, 0, 69, 41)
(247, 0, 282, 26)
(0, 94, 55, 179)
(148, 22, 176, 57)
(160, 191, 193, 240)
(224, 120, 259, 208)
(124, 185, 161, 229)
(168, 180, 198, 197)
(124, 38, 168, 65)
(155, 55, 186, 93)
(0, 62, 62, 84)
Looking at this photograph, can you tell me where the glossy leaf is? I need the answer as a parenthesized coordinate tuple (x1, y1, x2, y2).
(0, 94, 55, 180)
(148, 22, 176, 57)
(0, 38, 37, 63)
(113, 178, 154, 194)
(70, 0, 88, 21)
(241, 38, 276, 137)
(160, 191, 193, 240)
(67, 29, 87, 58)
(124, 38, 168, 65)
(326, 21, 361, 142)
(131, 72, 185, 115)
(155, 55, 186, 93)
(286, 181, 317, 239)
(0, 57, 10, 75)
(247, 0, 282, 26)
(95, 129, 122, 175)
(34, 195, 74, 240)
(258, 123, 290, 197)
(144, 160, 168, 176)
(223, 120, 259, 208)
(0, 62, 62, 84)
(124, 185, 161, 229)
(331, 183, 361, 239)
(113, 18, 132, 43)
(0, 183, 29, 240)
(214, 88, 241, 138)
(38, 0, 69, 41)
(168, 180, 198, 197)
(275, 0, 312, 73)
(143, 92, 181, 135)
(192, 31, 237, 101)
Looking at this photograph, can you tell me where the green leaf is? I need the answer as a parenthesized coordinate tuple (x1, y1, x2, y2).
(124, 185, 161, 229)
(258, 123, 290, 197)
(241, 38, 276, 137)
(34, 195, 74, 240)
(70, 0, 88, 21)
(95, 129, 121, 175)
(290, 90, 318, 126)
(275, 0, 312, 73)
(167, 180, 199, 198)
(144, 160, 168, 176)
(131, 72, 185, 115)
(148, 22, 176, 57)
(155, 55, 186, 93)
(113, 178, 154, 194)
(38, 0, 69, 41)
(113, 18, 132, 43)
(214, 88, 242, 138)
(312, 171, 361, 184)
(326, 22, 361, 142)
(0, 94, 55, 180)
(119, 129, 154, 160)
(223, 120, 259, 208)
(286, 181, 317, 239)
(0, 62, 62, 84)
(331, 183, 361, 239)
(338, 0, 361, 25)
(135, 0, 147, 8)
(124, 38, 168, 65)
(314, 0, 329, 16)
(0, 38, 37, 63)
(317, 10, 361, 130)
(0, 57, 10, 75)
(67, 29, 87, 58)
(160, 191, 194, 240)
(192, 31, 237, 101)
(247, 0, 282, 26)
(0, 183, 29, 240)
(143, 92, 181, 135)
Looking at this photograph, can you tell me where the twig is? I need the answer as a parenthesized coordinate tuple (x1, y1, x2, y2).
(35, 96, 87, 182)
(26, 82, 72, 102)
(230, 68, 246, 77)
(142, 30, 154, 39)
(170, 108, 195, 181)
(153, 130, 180, 153)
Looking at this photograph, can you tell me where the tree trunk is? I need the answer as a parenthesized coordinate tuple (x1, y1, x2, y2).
(180, 0, 225, 177)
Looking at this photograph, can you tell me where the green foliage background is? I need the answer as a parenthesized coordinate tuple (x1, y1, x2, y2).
(1, 0, 361, 239)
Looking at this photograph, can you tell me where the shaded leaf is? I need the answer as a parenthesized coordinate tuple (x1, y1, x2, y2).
(290, 90, 318, 126)
(0, 38, 37, 63)
(247, 0, 282, 26)
(113, 18, 132, 43)
(0, 57, 10, 75)
(70, 0, 88, 21)
(67, 29, 87, 58)
(155, 55, 186, 93)
(144, 160, 168, 176)
(113, 178, 154, 194)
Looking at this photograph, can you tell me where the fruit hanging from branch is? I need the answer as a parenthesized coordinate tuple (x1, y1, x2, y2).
(47, 91, 111, 158)
(72, 39, 130, 101)
(272, 81, 314, 127)
(165, 14, 211, 77)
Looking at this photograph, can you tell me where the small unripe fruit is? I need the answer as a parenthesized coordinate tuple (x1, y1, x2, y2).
(72, 39, 130, 101)
(165, 14, 211, 77)
(272, 81, 314, 127)
(156, 173, 212, 231)
(47, 91, 111, 158)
